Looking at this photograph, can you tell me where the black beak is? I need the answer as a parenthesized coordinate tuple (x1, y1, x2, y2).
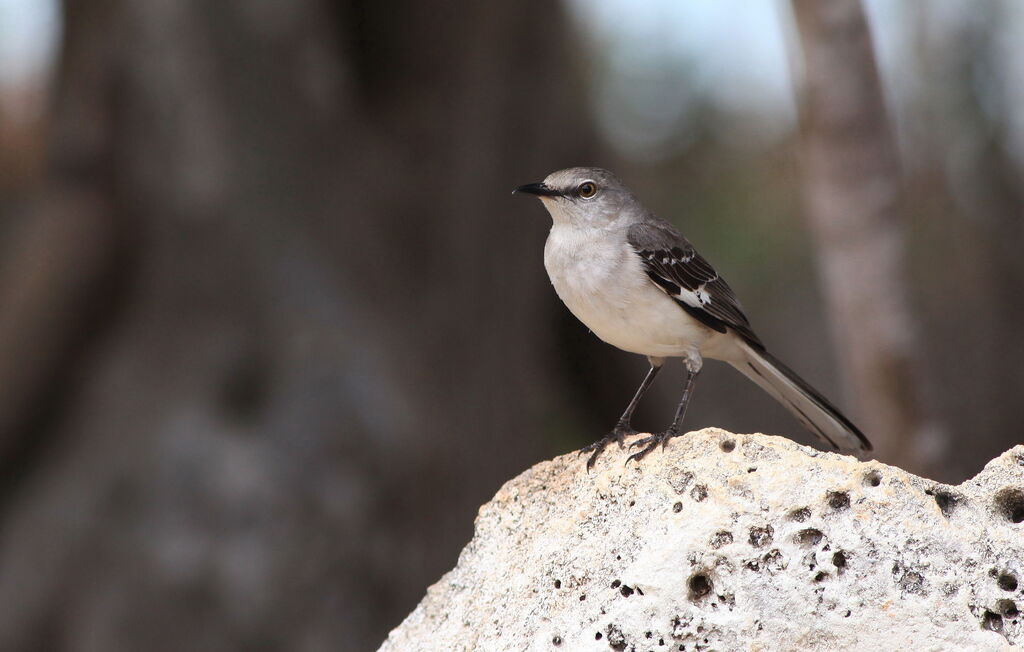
(513, 182, 562, 197)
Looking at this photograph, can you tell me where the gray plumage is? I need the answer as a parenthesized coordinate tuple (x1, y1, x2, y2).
(515, 166, 871, 466)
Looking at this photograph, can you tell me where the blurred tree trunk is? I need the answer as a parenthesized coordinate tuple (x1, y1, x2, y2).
(791, 0, 947, 475)
(0, 1, 588, 650)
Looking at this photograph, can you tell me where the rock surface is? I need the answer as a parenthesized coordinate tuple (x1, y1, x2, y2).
(380, 429, 1024, 651)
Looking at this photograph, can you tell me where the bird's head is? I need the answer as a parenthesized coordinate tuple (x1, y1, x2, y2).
(514, 167, 636, 228)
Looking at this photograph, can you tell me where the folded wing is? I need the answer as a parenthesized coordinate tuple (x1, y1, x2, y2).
(627, 220, 763, 348)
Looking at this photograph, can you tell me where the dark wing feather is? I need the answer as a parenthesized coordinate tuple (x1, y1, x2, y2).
(627, 220, 763, 348)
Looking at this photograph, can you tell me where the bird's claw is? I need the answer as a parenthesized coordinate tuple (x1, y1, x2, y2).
(578, 423, 637, 470)
(625, 429, 680, 465)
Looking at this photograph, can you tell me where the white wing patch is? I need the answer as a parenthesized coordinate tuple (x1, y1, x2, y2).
(674, 283, 712, 309)
(628, 221, 764, 347)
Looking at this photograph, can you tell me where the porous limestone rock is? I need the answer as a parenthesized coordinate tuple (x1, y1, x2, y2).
(380, 428, 1024, 651)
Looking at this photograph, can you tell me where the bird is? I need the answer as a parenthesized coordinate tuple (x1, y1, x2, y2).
(514, 167, 872, 468)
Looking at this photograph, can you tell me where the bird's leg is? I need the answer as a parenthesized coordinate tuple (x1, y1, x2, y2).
(628, 354, 702, 464)
(580, 359, 663, 470)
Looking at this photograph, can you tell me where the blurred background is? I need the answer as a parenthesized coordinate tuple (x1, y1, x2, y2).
(1, 0, 1022, 649)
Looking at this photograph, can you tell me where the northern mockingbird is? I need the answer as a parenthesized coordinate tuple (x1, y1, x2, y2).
(515, 167, 872, 468)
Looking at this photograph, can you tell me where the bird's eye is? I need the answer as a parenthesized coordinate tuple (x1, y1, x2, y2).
(577, 181, 597, 198)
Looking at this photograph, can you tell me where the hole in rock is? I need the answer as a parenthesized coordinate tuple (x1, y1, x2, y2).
(933, 491, 957, 517)
(796, 528, 823, 546)
(688, 573, 713, 600)
(554, 579, 561, 589)
(926, 487, 959, 517)
(611, 580, 620, 588)
(607, 624, 627, 651)
(827, 491, 850, 510)
(862, 471, 881, 487)
(720, 439, 736, 453)
(899, 571, 924, 594)
(789, 507, 811, 522)
(710, 531, 733, 549)
(832, 551, 847, 569)
(673, 502, 683, 513)
(997, 573, 1018, 592)
(982, 610, 1004, 632)
(998, 599, 1019, 618)
(748, 525, 773, 548)
(995, 488, 1024, 524)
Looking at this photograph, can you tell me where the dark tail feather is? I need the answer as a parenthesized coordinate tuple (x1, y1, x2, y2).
(731, 340, 872, 454)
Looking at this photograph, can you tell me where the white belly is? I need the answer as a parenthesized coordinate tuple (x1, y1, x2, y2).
(543, 225, 713, 359)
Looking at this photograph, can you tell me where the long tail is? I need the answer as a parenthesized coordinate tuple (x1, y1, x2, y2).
(729, 339, 872, 454)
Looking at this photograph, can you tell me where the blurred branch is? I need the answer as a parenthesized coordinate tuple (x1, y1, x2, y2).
(791, 0, 948, 474)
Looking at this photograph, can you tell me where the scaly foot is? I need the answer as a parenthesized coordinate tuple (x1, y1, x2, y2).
(579, 422, 637, 470)
(625, 428, 681, 465)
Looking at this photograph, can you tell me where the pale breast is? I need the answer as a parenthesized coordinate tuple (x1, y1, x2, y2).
(543, 225, 711, 358)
